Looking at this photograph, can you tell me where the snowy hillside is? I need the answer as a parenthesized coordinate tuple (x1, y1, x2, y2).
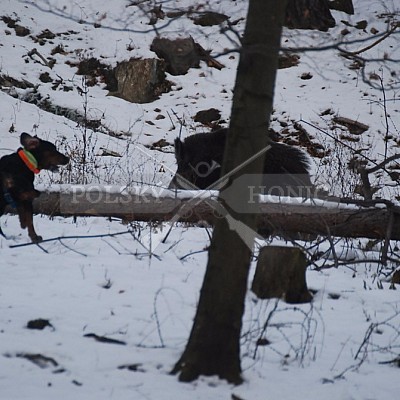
(1, 1, 400, 399)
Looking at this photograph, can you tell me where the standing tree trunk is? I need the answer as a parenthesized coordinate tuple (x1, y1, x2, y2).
(172, 0, 288, 384)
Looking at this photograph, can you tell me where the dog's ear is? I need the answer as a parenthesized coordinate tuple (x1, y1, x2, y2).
(20, 132, 40, 150)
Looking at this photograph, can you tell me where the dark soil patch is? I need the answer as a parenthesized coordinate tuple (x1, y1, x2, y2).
(0, 74, 34, 89)
(193, 108, 222, 128)
(191, 12, 229, 26)
(68, 57, 118, 89)
(280, 121, 328, 158)
(84, 333, 127, 345)
(39, 72, 53, 83)
(26, 318, 54, 330)
(279, 53, 300, 69)
(15, 353, 59, 369)
(1, 16, 31, 36)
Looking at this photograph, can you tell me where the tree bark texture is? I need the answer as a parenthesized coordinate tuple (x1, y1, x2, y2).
(171, 0, 288, 384)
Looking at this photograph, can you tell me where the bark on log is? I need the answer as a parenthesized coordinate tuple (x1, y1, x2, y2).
(4, 186, 399, 241)
(251, 246, 312, 303)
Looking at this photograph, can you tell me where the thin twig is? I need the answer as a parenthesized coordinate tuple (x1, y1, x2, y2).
(179, 249, 208, 261)
(314, 258, 398, 272)
(58, 239, 88, 257)
(35, 242, 49, 253)
(153, 288, 165, 348)
(301, 119, 397, 180)
(345, 22, 399, 56)
(8, 230, 132, 249)
(365, 153, 400, 174)
(325, 226, 339, 269)
(253, 299, 279, 360)
(380, 209, 394, 267)
(377, 72, 390, 160)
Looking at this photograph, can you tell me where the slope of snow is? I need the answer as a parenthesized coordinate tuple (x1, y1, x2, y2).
(1, 1, 399, 399)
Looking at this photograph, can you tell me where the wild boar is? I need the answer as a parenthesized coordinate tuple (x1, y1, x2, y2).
(169, 128, 314, 197)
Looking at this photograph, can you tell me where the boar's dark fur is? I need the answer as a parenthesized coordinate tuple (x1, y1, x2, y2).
(170, 128, 314, 197)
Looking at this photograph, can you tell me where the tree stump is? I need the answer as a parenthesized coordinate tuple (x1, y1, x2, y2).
(108, 58, 171, 103)
(251, 246, 313, 304)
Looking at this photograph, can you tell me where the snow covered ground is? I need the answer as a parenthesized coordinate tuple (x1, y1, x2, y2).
(1, 0, 399, 399)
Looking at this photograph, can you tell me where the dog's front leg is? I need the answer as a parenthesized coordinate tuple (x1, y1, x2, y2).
(17, 204, 28, 229)
(19, 201, 42, 243)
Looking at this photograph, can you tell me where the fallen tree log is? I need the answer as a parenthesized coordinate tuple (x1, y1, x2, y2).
(5, 185, 400, 240)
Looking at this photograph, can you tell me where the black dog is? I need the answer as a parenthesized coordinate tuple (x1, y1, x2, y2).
(0, 133, 69, 242)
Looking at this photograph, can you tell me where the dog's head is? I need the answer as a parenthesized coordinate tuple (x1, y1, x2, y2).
(20, 133, 69, 172)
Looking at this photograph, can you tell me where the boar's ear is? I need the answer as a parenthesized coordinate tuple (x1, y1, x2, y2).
(174, 138, 185, 161)
(20, 133, 40, 150)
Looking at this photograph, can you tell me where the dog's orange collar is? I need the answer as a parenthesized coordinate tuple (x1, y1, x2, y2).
(18, 149, 40, 174)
